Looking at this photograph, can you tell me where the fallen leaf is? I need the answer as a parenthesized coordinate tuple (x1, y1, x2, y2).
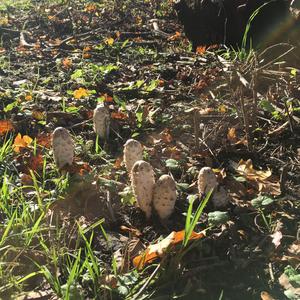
(105, 37, 114, 46)
(133, 230, 204, 269)
(227, 127, 237, 143)
(271, 231, 283, 248)
(196, 46, 206, 55)
(25, 94, 32, 101)
(62, 58, 72, 69)
(261, 291, 275, 300)
(36, 133, 52, 148)
(74, 87, 89, 99)
(0, 120, 14, 135)
(32, 110, 45, 120)
(13, 133, 33, 153)
(236, 159, 272, 181)
(111, 112, 128, 120)
(168, 31, 181, 41)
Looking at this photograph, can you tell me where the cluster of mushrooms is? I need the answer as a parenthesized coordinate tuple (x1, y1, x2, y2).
(51, 104, 229, 221)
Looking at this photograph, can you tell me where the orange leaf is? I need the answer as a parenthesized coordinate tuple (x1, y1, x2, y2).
(13, 133, 33, 153)
(74, 87, 89, 99)
(0, 120, 14, 135)
(25, 94, 32, 101)
(227, 127, 237, 143)
(111, 112, 128, 120)
(36, 133, 52, 148)
(133, 230, 204, 270)
(196, 46, 206, 55)
(168, 31, 181, 41)
(62, 58, 72, 69)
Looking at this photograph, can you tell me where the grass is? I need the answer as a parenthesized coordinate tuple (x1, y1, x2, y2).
(0, 0, 299, 299)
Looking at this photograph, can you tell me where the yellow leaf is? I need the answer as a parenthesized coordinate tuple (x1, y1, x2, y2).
(74, 87, 89, 99)
(13, 133, 33, 153)
(25, 94, 32, 101)
(105, 37, 114, 46)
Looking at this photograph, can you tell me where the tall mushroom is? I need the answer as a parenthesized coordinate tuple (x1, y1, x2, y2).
(93, 104, 110, 140)
(131, 160, 155, 219)
(123, 139, 143, 174)
(52, 127, 74, 169)
(153, 175, 177, 220)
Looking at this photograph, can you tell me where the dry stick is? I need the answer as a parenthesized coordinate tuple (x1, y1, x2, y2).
(132, 264, 161, 300)
(238, 87, 253, 151)
(252, 56, 258, 126)
(194, 109, 199, 151)
(284, 97, 294, 134)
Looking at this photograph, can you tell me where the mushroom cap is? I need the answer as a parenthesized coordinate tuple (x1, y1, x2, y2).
(93, 104, 110, 139)
(52, 127, 74, 169)
(198, 167, 218, 195)
(153, 175, 177, 220)
(131, 160, 155, 219)
(123, 139, 143, 173)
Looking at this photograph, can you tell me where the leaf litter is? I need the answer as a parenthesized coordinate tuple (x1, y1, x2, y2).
(0, 0, 299, 299)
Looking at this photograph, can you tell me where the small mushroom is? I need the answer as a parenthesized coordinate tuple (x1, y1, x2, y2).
(123, 139, 143, 174)
(131, 160, 155, 219)
(198, 167, 229, 208)
(153, 175, 177, 220)
(93, 104, 110, 140)
(198, 167, 218, 195)
(52, 127, 74, 169)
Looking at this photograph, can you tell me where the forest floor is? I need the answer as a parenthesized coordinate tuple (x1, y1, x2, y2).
(0, 0, 299, 299)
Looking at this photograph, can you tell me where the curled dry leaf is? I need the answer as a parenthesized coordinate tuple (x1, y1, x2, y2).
(93, 104, 110, 140)
(0, 119, 14, 135)
(131, 160, 155, 219)
(133, 230, 204, 270)
(52, 127, 74, 169)
(153, 175, 177, 220)
(123, 139, 143, 174)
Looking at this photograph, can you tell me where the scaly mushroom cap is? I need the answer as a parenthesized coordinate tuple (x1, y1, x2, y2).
(52, 127, 74, 169)
(123, 139, 143, 174)
(198, 167, 218, 195)
(93, 104, 110, 139)
(153, 175, 177, 220)
(131, 160, 155, 219)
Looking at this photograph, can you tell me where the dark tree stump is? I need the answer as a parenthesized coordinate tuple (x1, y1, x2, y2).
(174, 0, 300, 50)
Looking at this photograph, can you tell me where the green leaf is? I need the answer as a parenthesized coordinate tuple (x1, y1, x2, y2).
(208, 211, 229, 226)
(251, 195, 274, 208)
(259, 100, 275, 113)
(165, 159, 180, 171)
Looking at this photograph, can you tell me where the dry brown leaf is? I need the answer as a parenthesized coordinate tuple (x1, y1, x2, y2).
(0, 119, 14, 135)
(236, 159, 272, 181)
(260, 291, 275, 300)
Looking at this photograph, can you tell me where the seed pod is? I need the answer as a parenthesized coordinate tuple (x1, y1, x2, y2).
(93, 104, 110, 140)
(52, 127, 74, 169)
(153, 175, 177, 220)
(131, 160, 155, 219)
(198, 167, 218, 195)
(123, 139, 143, 174)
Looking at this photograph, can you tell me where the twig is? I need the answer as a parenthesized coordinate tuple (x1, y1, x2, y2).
(194, 109, 199, 150)
(132, 264, 161, 300)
